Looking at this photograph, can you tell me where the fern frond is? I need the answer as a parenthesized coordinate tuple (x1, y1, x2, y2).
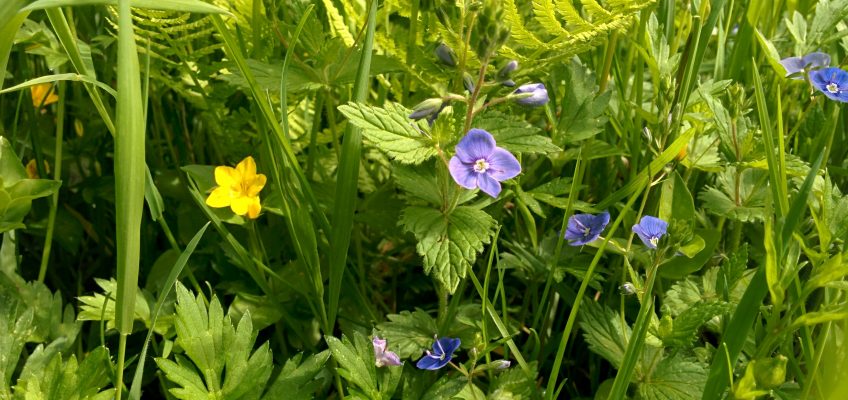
(533, 0, 569, 36)
(504, 0, 549, 49)
(581, 0, 612, 20)
(322, 0, 356, 47)
(554, 0, 592, 32)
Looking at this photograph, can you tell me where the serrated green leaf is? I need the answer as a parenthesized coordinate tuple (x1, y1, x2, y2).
(556, 58, 611, 144)
(263, 351, 331, 400)
(699, 167, 768, 222)
(662, 301, 731, 347)
(400, 206, 497, 293)
(475, 110, 561, 154)
(326, 333, 378, 397)
(638, 355, 707, 400)
(338, 102, 437, 164)
(578, 301, 630, 369)
(376, 310, 438, 359)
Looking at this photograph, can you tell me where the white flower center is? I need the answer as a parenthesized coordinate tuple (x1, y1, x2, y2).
(827, 82, 839, 94)
(473, 159, 489, 173)
(649, 237, 659, 247)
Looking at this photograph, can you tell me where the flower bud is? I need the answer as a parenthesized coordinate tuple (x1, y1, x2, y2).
(512, 83, 548, 106)
(435, 43, 457, 67)
(501, 79, 516, 87)
(471, 0, 510, 60)
(409, 98, 444, 120)
(619, 282, 637, 295)
(493, 360, 511, 370)
(497, 60, 518, 80)
(463, 72, 476, 93)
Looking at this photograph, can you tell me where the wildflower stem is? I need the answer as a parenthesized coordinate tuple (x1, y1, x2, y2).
(38, 80, 64, 283)
(464, 57, 490, 133)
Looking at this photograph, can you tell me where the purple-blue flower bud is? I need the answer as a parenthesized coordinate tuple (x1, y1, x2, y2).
(463, 72, 476, 93)
(435, 43, 457, 67)
(512, 83, 548, 106)
(497, 60, 518, 80)
(409, 98, 444, 120)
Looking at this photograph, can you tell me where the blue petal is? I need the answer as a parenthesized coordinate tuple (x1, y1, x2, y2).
(449, 156, 478, 189)
(802, 52, 831, 69)
(416, 355, 448, 370)
(455, 129, 495, 163)
(514, 83, 549, 106)
(477, 173, 502, 198)
(437, 337, 461, 356)
(632, 223, 655, 249)
(639, 216, 668, 237)
(779, 57, 805, 77)
(486, 148, 521, 181)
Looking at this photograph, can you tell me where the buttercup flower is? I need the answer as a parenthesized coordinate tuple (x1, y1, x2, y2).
(809, 67, 848, 103)
(564, 212, 610, 246)
(416, 337, 460, 370)
(779, 52, 830, 78)
(449, 129, 521, 198)
(30, 83, 58, 108)
(632, 216, 668, 249)
(372, 336, 402, 367)
(205, 156, 267, 219)
(512, 83, 549, 106)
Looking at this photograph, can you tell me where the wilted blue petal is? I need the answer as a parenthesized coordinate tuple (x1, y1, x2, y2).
(449, 156, 478, 189)
(477, 173, 502, 198)
(513, 83, 549, 106)
(373, 336, 403, 367)
(486, 148, 521, 181)
(455, 129, 496, 163)
(802, 52, 831, 69)
(779, 56, 805, 77)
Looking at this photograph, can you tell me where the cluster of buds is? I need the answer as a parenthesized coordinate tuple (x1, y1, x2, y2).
(471, 0, 510, 60)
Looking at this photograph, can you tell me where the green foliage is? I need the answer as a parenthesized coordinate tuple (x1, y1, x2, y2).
(155, 283, 273, 400)
(11, 347, 114, 400)
(338, 102, 438, 164)
(0, 137, 61, 233)
(400, 205, 497, 293)
(326, 332, 401, 399)
(475, 110, 560, 154)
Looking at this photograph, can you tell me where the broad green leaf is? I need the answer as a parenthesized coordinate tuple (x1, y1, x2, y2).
(806, 253, 848, 292)
(489, 362, 540, 398)
(699, 167, 768, 222)
(578, 301, 630, 369)
(376, 310, 438, 359)
(475, 110, 561, 154)
(556, 58, 611, 145)
(0, 137, 26, 183)
(659, 172, 696, 224)
(338, 102, 437, 164)
(661, 301, 731, 347)
(659, 230, 720, 279)
(638, 355, 707, 400)
(400, 206, 497, 293)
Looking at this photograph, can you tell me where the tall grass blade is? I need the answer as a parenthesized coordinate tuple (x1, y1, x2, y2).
(128, 222, 210, 400)
(328, 0, 377, 330)
(114, 0, 146, 397)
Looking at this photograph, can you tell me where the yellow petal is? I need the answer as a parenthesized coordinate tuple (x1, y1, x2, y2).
(205, 186, 232, 208)
(247, 198, 261, 219)
(214, 165, 239, 187)
(246, 173, 267, 197)
(237, 156, 257, 178)
(230, 195, 251, 216)
(30, 83, 57, 107)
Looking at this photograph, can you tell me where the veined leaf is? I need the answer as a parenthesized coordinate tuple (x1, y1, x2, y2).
(475, 110, 561, 154)
(638, 355, 708, 400)
(400, 206, 497, 293)
(338, 102, 438, 164)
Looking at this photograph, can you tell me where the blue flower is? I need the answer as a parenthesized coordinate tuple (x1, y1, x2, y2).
(810, 67, 848, 103)
(512, 83, 549, 106)
(632, 216, 668, 249)
(564, 212, 610, 246)
(373, 336, 402, 367)
(416, 337, 460, 370)
(449, 129, 521, 198)
(779, 52, 830, 79)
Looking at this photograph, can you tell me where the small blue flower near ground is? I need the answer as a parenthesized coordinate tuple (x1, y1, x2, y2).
(373, 336, 402, 367)
(416, 337, 461, 370)
(449, 129, 521, 198)
(632, 216, 668, 249)
(512, 83, 549, 106)
(779, 52, 830, 78)
(810, 67, 848, 103)
(564, 212, 610, 246)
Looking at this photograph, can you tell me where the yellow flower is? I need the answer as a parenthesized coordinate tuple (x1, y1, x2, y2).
(205, 156, 267, 219)
(30, 83, 59, 108)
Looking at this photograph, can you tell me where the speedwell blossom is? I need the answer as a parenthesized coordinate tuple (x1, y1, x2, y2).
(416, 337, 460, 370)
(372, 337, 402, 367)
(205, 156, 267, 219)
(810, 67, 848, 103)
(564, 212, 610, 246)
(779, 52, 830, 78)
(30, 83, 58, 108)
(449, 129, 521, 198)
(632, 216, 668, 249)
(512, 83, 549, 106)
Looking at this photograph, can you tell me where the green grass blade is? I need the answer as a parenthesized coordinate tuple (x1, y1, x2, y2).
(328, 0, 377, 330)
(114, 0, 146, 397)
(0, 4, 29, 88)
(24, 0, 230, 14)
(0, 73, 117, 98)
(128, 222, 210, 400)
(752, 60, 788, 217)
